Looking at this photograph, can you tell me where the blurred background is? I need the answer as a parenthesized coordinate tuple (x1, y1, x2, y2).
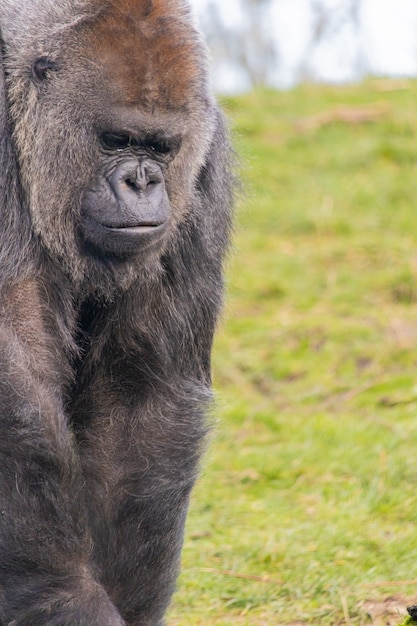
(169, 2, 417, 625)
(192, 0, 417, 92)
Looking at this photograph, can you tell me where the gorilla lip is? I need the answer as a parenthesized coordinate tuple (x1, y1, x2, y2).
(103, 223, 166, 234)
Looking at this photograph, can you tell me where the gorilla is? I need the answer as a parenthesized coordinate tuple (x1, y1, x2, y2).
(0, 1, 233, 624)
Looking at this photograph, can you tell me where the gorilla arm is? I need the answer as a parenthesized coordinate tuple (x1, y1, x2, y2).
(0, 43, 125, 626)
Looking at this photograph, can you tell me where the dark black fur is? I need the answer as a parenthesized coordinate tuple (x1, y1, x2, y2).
(0, 1, 233, 623)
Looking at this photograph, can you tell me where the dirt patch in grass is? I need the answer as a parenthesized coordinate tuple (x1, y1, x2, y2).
(361, 596, 414, 625)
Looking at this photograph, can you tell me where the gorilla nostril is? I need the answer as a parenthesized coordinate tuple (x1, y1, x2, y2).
(124, 173, 159, 192)
(125, 176, 138, 191)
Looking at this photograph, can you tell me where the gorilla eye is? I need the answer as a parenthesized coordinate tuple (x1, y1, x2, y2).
(148, 140, 172, 155)
(101, 133, 131, 151)
(31, 57, 57, 84)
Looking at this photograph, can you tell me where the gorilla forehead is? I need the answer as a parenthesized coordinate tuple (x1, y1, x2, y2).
(83, 0, 203, 110)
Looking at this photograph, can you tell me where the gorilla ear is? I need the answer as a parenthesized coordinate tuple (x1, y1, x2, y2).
(0, 37, 15, 200)
(0, 37, 31, 276)
(31, 57, 58, 84)
(0, 39, 9, 147)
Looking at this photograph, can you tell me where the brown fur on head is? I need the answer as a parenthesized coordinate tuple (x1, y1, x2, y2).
(90, 0, 202, 108)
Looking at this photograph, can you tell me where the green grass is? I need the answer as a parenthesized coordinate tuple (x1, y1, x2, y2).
(400, 618, 417, 626)
(168, 80, 417, 625)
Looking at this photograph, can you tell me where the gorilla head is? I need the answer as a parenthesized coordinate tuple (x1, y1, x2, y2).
(2, 0, 217, 295)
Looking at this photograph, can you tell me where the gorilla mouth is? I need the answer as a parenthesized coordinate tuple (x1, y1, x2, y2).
(103, 223, 166, 234)
(81, 216, 168, 258)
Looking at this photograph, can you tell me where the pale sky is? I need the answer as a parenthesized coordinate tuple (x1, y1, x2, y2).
(191, 0, 417, 90)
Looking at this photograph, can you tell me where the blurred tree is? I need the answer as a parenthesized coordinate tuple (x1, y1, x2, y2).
(202, 0, 279, 88)
(199, 0, 366, 89)
(299, 0, 364, 82)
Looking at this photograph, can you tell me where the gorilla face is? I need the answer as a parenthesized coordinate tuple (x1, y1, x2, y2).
(80, 128, 181, 258)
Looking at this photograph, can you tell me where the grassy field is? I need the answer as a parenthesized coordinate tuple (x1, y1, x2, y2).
(168, 80, 417, 625)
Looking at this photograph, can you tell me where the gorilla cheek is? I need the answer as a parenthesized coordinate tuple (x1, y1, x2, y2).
(80, 158, 171, 257)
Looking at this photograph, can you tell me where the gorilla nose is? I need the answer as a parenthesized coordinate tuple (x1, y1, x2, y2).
(102, 158, 169, 230)
(110, 159, 163, 198)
